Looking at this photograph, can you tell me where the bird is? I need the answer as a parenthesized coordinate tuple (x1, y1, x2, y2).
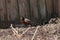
(20, 17, 32, 26)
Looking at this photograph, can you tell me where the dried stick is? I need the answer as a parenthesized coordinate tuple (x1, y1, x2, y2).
(31, 26, 40, 40)
(10, 24, 18, 34)
(10, 24, 20, 38)
(20, 27, 30, 38)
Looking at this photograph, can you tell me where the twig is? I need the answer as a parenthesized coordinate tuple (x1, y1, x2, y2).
(31, 26, 40, 40)
(20, 27, 30, 38)
(10, 24, 20, 38)
(10, 24, 18, 34)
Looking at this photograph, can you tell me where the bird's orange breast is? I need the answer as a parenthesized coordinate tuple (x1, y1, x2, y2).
(21, 20, 30, 25)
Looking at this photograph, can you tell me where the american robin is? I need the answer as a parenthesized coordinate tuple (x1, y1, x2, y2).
(20, 17, 31, 26)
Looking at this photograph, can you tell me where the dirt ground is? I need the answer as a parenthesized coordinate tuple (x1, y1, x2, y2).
(0, 18, 60, 40)
(0, 23, 60, 40)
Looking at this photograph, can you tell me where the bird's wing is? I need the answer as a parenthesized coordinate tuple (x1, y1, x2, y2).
(24, 18, 31, 22)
